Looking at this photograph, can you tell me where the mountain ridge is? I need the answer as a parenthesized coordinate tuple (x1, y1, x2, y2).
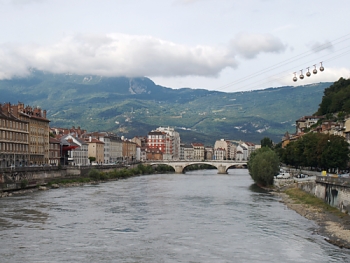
(0, 70, 332, 145)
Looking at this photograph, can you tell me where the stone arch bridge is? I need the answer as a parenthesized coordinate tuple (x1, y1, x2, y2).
(146, 160, 247, 174)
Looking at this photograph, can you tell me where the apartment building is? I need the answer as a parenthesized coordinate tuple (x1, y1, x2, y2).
(60, 134, 89, 166)
(49, 137, 61, 166)
(83, 132, 123, 164)
(192, 143, 204, 161)
(1, 102, 49, 165)
(122, 139, 137, 162)
(214, 148, 226, 160)
(0, 106, 29, 168)
(214, 139, 236, 160)
(86, 137, 105, 164)
(156, 127, 180, 160)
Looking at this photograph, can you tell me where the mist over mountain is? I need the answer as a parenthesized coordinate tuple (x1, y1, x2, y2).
(0, 70, 332, 145)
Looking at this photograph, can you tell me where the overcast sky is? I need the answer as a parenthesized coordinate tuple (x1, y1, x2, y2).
(0, 0, 349, 92)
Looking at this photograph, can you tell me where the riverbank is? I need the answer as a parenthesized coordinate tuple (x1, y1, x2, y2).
(273, 187, 350, 249)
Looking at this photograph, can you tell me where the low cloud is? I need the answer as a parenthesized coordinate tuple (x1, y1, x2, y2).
(0, 33, 238, 79)
(230, 32, 286, 59)
(0, 32, 286, 80)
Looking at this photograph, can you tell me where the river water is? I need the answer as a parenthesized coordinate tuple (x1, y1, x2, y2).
(0, 169, 350, 263)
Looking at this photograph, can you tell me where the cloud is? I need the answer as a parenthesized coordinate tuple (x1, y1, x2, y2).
(310, 40, 334, 53)
(230, 32, 286, 59)
(0, 33, 238, 80)
(174, 0, 204, 4)
(1, 0, 45, 5)
(0, 32, 288, 81)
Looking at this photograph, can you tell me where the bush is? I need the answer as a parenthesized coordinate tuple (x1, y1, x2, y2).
(88, 169, 101, 181)
(248, 147, 280, 186)
(20, 179, 28, 188)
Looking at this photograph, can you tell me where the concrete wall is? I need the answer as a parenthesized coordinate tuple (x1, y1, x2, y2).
(296, 176, 350, 214)
(0, 164, 137, 192)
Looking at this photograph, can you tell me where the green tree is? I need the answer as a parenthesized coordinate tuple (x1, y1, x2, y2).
(320, 134, 350, 171)
(261, 137, 273, 148)
(248, 147, 280, 186)
(278, 133, 349, 171)
(88, 156, 96, 164)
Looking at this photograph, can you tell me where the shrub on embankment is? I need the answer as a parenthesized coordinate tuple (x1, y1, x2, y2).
(47, 164, 169, 186)
(248, 147, 280, 187)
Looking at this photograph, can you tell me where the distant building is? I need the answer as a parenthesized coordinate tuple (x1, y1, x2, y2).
(214, 139, 235, 160)
(183, 144, 194, 161)
(85, 137, 105, 164)
(49, 137, 61, 166)
(147, 127, 180, 160)
(60, 134, 89, 166)
(214, 148, 226, 160)
(192, 142, 204, 161)
(145, 147, 163, 161)
(204, 146, 214, 160)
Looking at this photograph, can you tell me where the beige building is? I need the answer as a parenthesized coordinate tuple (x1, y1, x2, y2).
(122, 140, 137, 162)
(86, 138, 105, 164)
(0, 106, 30, 168)
(1, 102, 49, 165)
(214, 139, 235, 160)
(192, 143, 205, 161)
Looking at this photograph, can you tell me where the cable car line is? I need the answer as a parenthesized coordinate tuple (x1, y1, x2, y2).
(216, 33, 350, 92)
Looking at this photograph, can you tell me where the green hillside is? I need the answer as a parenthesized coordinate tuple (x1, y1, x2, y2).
(0, 70, 332, 145)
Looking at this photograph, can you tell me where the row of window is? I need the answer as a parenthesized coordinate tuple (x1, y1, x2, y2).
(0, 119, 28, 131)
(0, 130, 28, 142)
(30, 126, 46, 135)
(0, 142, 29, 152)
(30, 136, 47, 144)
(30, 146, 45, 154)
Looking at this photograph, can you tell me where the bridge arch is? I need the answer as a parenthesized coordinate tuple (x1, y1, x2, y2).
(147, 161, 247, 174)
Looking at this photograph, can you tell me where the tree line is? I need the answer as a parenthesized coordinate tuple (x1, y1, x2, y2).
(248, 134, 350, 187)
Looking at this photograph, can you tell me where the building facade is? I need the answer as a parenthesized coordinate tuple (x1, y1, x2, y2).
(0, 106, 30, 168)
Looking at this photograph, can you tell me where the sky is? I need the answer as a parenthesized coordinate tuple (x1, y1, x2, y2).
(0, 0, 350, 92)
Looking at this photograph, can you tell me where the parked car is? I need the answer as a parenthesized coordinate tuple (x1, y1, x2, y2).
(276, 172, 291, 179)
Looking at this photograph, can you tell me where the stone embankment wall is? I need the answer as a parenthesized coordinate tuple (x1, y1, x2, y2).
(296, 176, 350, 214)
(0, 164, 137, 192)
(276, 166, 350, 214)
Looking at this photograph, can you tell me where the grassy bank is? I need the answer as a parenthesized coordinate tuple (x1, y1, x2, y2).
(284, 188, 346, 218)
(47, 164, 174, 186)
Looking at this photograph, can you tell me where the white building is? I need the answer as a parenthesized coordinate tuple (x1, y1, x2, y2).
(148, 127, 181, 160)
(60, 134, 89, 166)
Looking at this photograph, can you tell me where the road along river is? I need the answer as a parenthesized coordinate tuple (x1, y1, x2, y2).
(0, 169, 349, 263)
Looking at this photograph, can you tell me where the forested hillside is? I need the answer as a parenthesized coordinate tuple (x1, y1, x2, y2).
(315, 77, 350, 115)
(0, 70, 333, 145)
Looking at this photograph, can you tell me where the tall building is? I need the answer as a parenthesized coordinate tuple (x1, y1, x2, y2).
(2, 102, 50, 165)
(0, 105, 29, 168)
(147, 127, 180, 160)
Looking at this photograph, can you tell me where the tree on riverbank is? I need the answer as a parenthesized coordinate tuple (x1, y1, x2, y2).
(248, 147, 280, 186)
(279, 133, 349, 171)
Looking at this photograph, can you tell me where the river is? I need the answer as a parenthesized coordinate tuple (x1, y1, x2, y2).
(0, 169, 349, 263)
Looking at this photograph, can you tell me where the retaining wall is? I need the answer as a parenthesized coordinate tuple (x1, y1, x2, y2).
(296, 176, 350, 214)
(0, 164, 137, 192)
